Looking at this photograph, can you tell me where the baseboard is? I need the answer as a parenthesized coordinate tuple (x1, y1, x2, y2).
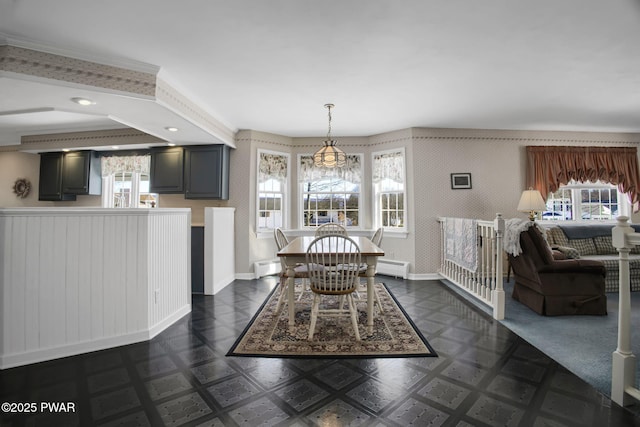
(210, 275, 236, 295)
(148, 304, 191, 338)
(0, 305, 191, 370)
(408, 272, 442, 281)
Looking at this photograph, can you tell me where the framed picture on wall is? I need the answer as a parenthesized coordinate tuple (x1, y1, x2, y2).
(451, 173, 472, 189)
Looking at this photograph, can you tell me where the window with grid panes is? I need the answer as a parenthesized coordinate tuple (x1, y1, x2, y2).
(543, 180, 627, 221)
(101, 155, 157, 208)
(373, 149, 406, 231)
(299, 154, 361, 228)
(257, 150, 289, 231)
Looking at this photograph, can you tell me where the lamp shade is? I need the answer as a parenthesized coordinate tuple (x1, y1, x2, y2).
(313, 140, 347, 168)
(313, 103, 347, 168)
(517, 189, 547, 213)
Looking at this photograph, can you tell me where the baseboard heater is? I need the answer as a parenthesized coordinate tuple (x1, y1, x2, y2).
(376, 259, 410, 279)
(254, 259, 280, 279)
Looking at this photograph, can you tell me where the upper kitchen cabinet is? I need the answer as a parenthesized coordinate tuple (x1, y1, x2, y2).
(184, 145, 230, 200)
(39, 150, 101, 201)
(149, 147, 184, 193)
(38, 152, 76, 201)
(61, 150, 101, 195)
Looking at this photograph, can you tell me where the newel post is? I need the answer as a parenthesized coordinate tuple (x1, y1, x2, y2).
(611, 216, 636, 406)
(492, 213, 505, 320)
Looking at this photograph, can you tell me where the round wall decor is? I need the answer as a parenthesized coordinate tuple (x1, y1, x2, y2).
(13, 178, 31, 199)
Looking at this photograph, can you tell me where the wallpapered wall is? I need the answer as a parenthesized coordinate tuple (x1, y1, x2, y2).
(0, 151, 101, 208)
(0, 152, 42, 207)
(232, 127, 640, 277)
(410, 127, 640, 274)
(1, 127, 639, 277)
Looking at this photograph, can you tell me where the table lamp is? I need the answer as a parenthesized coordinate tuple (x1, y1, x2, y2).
(517, 188, 547, 221)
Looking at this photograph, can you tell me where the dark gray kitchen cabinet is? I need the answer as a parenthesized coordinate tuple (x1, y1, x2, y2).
(38, 152, 76, 201)
(39, 150, 100, 201)
(61, 150, 101, 195)
(184, 145, 230, 199)
(149, 147, 184, 193)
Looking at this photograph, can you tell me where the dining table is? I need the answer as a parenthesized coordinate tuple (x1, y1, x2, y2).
(277, 235, 385, 335)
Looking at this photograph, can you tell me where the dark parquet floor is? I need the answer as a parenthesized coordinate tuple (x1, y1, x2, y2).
(1, 277, 639, 426)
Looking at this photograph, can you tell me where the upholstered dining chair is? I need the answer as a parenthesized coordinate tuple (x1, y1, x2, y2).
(274, 228, 311, 312)
(315, 223, 348, 237)
(305, 234, 362, 340)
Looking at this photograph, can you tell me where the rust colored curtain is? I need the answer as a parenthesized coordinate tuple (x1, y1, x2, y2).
(526, 146, 640, 212)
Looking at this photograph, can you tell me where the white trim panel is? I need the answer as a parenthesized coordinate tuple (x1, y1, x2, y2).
(0, 208, 191, 369)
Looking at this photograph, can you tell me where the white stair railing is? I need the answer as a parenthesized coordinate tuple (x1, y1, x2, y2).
(611, 216, 640, 406)
(438, 213, 505, 320)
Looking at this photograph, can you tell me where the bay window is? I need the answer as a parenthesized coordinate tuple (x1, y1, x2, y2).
(299, 154, 362, 228)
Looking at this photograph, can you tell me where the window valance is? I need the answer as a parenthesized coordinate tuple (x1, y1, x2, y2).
(299, 154, 361, 183)
(526, 146, 640, 212)
(259, 152, 288, 183)
(101, 155, 150, 177)
(372, 151, 404, 183)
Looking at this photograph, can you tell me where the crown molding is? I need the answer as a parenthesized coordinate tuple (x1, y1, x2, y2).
(0, 36, 236, 147)
(0, 45, 156, 97)
(156, 78, 236, 148)
(18, 128, 162, 152)
(0, 33, 159, 75)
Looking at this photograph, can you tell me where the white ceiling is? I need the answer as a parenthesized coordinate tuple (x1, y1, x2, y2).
(1, 0, 640, 148)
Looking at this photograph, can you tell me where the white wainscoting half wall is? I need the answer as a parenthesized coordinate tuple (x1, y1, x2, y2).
(0, 208, 191, 369)
(204, 207, 235, 294)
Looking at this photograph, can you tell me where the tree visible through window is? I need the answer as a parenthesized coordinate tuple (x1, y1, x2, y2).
(299, 154, 361, 227)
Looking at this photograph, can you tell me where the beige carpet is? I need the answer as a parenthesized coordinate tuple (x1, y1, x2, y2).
(227, 282, 436, 358)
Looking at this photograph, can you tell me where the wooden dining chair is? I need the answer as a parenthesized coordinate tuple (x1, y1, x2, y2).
(357, 227, 385, 313)
(274, 228, 311, 312)
(315, 223, 348, 237)
(306, 235, 362, 340)
(371, 227, 384, 247)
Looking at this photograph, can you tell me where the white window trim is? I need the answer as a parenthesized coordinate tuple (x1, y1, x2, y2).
(256, 149, 290, 237)
(297, 152, 364, 230)
(540, 180, 629, 223)
(372, 147, 407, 234)
(101, 171, 142, 208)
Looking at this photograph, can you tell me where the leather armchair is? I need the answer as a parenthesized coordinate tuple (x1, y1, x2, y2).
(508, 225, 607, 316)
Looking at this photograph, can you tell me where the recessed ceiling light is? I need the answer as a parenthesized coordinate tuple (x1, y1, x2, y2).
(71, 97, 96, 106)
(112, 146, 119, 150)
(167, 143, 176, 146)
(165, 127, 179, 132)
(62, 148, 70, 152)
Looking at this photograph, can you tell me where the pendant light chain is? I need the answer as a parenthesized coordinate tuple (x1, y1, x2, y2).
(313, 103, 346, 168)
(326, 103, 334, 143)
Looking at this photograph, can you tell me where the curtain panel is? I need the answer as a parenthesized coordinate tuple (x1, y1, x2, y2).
(372, 151, 404, 183)
(299, 154, 361, 183)
(526, 146, 640, 212)
(258, 152, 288, 183)
(101, 155, 150, 177)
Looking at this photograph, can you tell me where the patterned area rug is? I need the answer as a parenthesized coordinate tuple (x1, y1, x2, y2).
(227, 282, 436, 358)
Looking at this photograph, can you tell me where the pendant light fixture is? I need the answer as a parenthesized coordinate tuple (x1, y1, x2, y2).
(313, 103, 347, 168)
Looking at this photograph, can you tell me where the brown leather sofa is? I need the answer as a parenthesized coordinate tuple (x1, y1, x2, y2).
(508, 225, 607, 316)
